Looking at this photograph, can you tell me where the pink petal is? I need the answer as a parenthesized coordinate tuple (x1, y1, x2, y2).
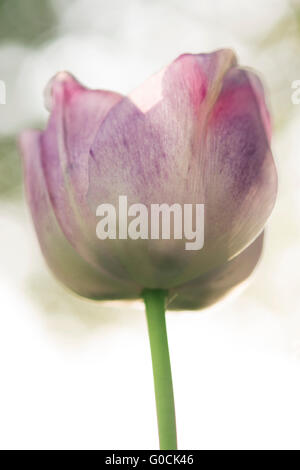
(39, 72, 133, 281)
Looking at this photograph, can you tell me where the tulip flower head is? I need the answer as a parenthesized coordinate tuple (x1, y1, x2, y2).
(19, 49, 277, 308)
(19, 49, 277, 449)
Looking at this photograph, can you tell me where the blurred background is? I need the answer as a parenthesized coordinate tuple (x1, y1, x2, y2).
(0, 0, 300, 450)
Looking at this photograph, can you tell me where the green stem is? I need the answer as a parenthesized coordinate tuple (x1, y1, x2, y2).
(143, 289, 177, 450)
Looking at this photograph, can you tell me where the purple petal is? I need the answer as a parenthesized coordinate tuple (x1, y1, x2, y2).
(168, 232, 264, 310)
(19, 129, 140, 300)
(200, 68, 277, 269)
(87, 51, 276, 288)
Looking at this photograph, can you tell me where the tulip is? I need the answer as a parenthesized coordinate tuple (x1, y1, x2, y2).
(19, 49, 277, 450)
